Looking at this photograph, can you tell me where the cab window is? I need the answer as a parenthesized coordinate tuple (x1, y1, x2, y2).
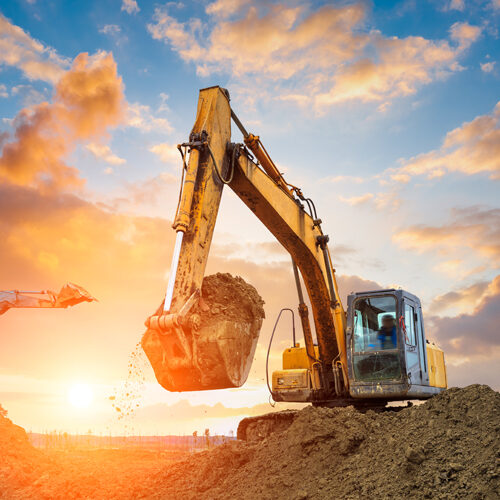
(352, 295, 401, 382)
(353, 295, 397, 352)
(404, 303, 416, 346)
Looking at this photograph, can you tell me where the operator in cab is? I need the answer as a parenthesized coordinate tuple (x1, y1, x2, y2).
(378, 314, 397, 350)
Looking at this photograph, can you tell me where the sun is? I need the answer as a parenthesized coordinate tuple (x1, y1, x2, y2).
(67, 383, 94, 409)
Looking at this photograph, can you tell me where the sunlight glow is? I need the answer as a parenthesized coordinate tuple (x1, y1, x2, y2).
(67, 383, 94, 409)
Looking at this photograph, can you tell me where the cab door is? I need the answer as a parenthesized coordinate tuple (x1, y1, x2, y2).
(402, 298, 423, 386)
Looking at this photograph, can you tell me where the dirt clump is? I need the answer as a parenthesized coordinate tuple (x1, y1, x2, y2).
(139, 385, 499, 499)
(198, 272, 265, 327)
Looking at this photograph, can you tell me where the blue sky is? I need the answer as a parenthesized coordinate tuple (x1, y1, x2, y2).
(0, 0, 499, 434)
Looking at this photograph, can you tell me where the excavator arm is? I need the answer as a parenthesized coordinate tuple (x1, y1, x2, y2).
(142, 86, 347, 397)
(0, 283, 95, 315)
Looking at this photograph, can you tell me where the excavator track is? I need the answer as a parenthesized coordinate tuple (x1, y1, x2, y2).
(237, 410, 299, 442)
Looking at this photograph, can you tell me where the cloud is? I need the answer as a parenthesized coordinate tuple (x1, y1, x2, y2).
(0, 14, 69, 83)
(147, 2, 480, 109)
(429, 278, 492, 316)
(0, 84, 7, 98)
(0, 51, 126, 190)
(391, 101, 500, 181)
(111, 172, 179, 212)
(122, 0, 140, 14)
(339, 191, 400, 211)
(127, 103, 173, 134)
(327, 175, 365, 184)
(446, 0, 465, 11)
(99, 24, 122, 35)
(86, 142, 126, 166)
(10, 84, 48, 106)
(149, 142, 179, 163)
(480, 61, 495, 73)
(340, 193, 374, 206)
(427, 275, 500, 358)
(393, 206, 500, 273)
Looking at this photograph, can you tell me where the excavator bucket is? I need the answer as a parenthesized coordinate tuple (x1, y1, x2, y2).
(142, 315, 261, 391)
(142, 274, 265, 391)
(54, 283, 96, 307)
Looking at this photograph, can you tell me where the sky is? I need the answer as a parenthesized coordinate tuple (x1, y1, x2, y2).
(0, 0, 498, 436)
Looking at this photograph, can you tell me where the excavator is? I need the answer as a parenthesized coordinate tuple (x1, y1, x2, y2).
(0, 283, 95, 315)
(142, 86, 447, 438)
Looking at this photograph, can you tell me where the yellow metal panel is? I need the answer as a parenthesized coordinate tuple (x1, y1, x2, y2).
(282, 345, 319, 370)
(427, 343, 447, 388)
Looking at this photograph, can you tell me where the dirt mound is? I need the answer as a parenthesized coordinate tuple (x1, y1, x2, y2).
(0, 404, 45, 497)
(140, 385, 500, 499)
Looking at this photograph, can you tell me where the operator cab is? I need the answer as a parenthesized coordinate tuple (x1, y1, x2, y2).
(346, 289, 447, 400)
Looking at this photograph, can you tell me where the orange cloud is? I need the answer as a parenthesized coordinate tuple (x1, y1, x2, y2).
(0, 51, 125, 190)
(393, 206, 500, 272)
(0, 14, 69, 83)
(430, 278, 491, 316)
(147, 2, 480, 108)
(391, 101, 500, 181)
(317, 23, 479, 107)
(428, 275, 500, 357)
(86, 143, 126, 166)
(339, 191, 400, 211)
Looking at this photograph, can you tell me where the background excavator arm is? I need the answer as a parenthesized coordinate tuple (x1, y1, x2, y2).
(143, 86, 347, 396)
(0, 283, 95, 315)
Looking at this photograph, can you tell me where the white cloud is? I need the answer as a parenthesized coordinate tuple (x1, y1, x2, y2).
(0, 14, 70, 83)
(327, 175, 365, 183)
(339, 191, 400, 211)
(149, 143, 179, 163)
(99, 24, 122, 35)
(147, 2, 481, 110)
(127, 103, 174, 134)
(339, 193, 374, 206)
(447, 0, 465, 11)
(122, 0, 140, 15)
(0, 84, 7, 98)
(480, 61, 496, 73)
(86, 142, 126, 166)
(389, 101, 500, 182)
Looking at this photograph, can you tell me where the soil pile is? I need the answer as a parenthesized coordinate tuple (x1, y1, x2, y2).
(140, 385, 499, 499)
(0, 404, 44, 497)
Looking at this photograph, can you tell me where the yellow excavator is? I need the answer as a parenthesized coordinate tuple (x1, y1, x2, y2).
(142, 86, 447, 434)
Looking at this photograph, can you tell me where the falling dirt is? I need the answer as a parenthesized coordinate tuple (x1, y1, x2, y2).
(109, 342, 148, 434)
(1, 386, 498, 498)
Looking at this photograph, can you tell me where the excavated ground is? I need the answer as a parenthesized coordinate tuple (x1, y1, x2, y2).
(139, 384, 499, 500)
(0, 385, 498, 499)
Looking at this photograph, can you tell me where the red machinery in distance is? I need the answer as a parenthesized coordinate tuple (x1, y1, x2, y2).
(0, 283, 96, 315)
